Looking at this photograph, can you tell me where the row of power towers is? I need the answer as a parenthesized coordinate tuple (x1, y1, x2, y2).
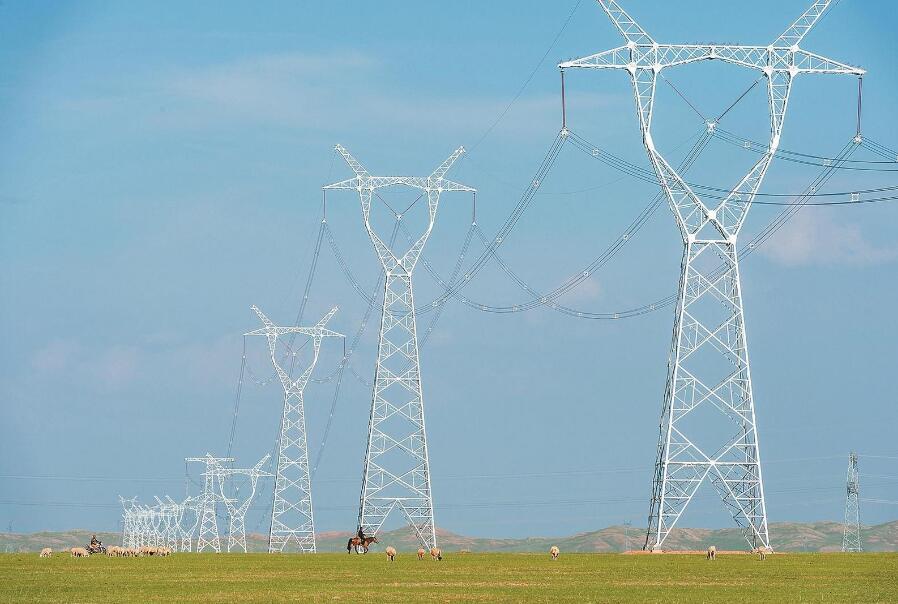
(127, 1, 874, 553)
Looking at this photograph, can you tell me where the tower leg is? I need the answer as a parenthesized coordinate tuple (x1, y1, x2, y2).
(646, 241, 769, 550)
(269, 391, 316, 553)
(358, 271, 437, 550)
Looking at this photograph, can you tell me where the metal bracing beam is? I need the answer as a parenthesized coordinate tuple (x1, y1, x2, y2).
(561, 0, 863, 551)
(246, 308, 343, 553)
(324, 147, 475, 551)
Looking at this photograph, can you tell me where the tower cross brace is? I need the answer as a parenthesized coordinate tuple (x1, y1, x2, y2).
(560, 0, 863, 550)
(324, 145, 474, 550)
(246, 305, 343, 553)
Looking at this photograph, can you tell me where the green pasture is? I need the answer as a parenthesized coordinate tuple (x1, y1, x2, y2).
(1, 551, 895, 603)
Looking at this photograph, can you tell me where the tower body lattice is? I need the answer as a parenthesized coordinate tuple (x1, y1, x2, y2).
(246, 305, 343, 553)
(325, 145, 474, 550)
(560, 0, 863, 550)
(186, 454, 234, 553)
(842, 452, 862, 552)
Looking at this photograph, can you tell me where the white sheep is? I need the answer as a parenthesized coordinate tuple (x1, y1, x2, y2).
(417, 548, 425, 560)
(550, 545, 560, 560)
(385, 546, 396, 562)
(430, 547, 442, 561)
(755, 546, 771, 560)
(39, 548, 52, 558)
(706, 545, 716, 560)
(70, 547, 89, 558)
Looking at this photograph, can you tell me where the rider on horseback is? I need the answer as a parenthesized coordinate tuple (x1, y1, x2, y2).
(357, 526, 366, 541)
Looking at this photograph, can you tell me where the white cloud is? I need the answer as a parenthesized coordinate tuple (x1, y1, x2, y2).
(759, 210, 897, 267)
(560, 276, 602, 304)
(155, 51, 615, 139)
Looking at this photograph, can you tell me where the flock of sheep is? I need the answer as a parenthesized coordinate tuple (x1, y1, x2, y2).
(39, 543, 771, 560)
(39, 545, 174, 558)
(381, 546, 560, 562)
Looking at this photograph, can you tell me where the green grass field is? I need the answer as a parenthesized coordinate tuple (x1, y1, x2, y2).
(1, 552, 896, 603)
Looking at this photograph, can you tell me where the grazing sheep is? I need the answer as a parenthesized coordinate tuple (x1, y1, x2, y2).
(755, 546, 771, 561)
(550, 546, 560, 560)
(71, 547, 89, 558)
(417, 548, 425, 560)
(706, 546, 716, 560)
(430, 547, 442, 561)
(385, 546, 397, 562)
(39, 548, 52, 558)
(106, 546, 120, 557)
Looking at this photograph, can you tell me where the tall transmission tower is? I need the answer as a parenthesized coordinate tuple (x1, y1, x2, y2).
(560, 1, 863, 551)
(246, 305, 343, 553)
(186, 453, 234, 553)
(217, 454, 273, 553)
(324, 145, 474, 550)
(842, 452, 862, 552)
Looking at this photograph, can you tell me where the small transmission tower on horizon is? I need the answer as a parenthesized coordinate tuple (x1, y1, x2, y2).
(560, 0, 863, 551)
(324, 145, 475, 550)
(842, 452, 862, 552)
(186, 453, 234, 553)
(246, 305, 343, 553)
(217, 453, 273, 553)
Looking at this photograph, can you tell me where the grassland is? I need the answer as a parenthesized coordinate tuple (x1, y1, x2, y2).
(2, 551, 897, 603)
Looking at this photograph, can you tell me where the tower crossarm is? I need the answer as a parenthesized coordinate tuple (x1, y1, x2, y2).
(246, 305, 343, 393)
(560, 44, 863, 75)
(324, 146, 475, 274)
(559, 0, 863, 239)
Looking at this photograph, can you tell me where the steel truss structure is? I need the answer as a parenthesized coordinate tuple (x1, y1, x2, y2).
(186, 454, 234, 553)
(842, 452, 862, 552)
(324, 145, 475, 550)
(247, 306, 343, 553)
(560, 0, 863, 550)
(216, 454, 273, 553)
(120, 495, 196, 551)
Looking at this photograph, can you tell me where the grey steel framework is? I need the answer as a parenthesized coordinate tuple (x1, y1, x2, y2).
(247, 305, 343, 553)
(560, 0, 863, 550)
(185, 454, 234, 553)
(216, 454, 273, 553)
(324, 145, 474, 550)
(842, 452, 862, 552)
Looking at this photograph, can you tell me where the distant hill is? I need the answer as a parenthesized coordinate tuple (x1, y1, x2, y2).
(3, 521, 896, 553)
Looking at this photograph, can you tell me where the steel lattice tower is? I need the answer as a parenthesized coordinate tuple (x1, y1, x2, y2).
(217, 454, 273, 553)
(842, 452, 862, 552)
(186, 454, 234, 553)
(324, 145, 474, 550)
(247, 305, 343, 553)
(560, 0, 863, 550)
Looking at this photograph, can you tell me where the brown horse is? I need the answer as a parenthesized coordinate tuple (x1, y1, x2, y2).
(347, 535, 379, 554)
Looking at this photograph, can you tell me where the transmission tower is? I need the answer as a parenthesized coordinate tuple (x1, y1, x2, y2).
(324, 145, 475, 550)
(246, 305, 343, 553)
(217, 454, 273, 553)
(186, 453, 234, 553)
(560, 1, 863, 550)
(842, 452, 862, 552)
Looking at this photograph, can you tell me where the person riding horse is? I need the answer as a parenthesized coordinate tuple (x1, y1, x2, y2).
(357, 526, 366, 541)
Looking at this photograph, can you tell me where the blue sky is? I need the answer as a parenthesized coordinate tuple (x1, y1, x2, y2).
(1, 0, 896, 539)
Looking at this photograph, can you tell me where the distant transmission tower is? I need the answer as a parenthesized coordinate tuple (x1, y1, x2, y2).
(186, 453, 234, 553)
(324, 145, 475, 550)
(842, 452, 862, 552)
(247, 305, 343, 553)
(217, 454, 273, 553)
(560, 1, 863, 550)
